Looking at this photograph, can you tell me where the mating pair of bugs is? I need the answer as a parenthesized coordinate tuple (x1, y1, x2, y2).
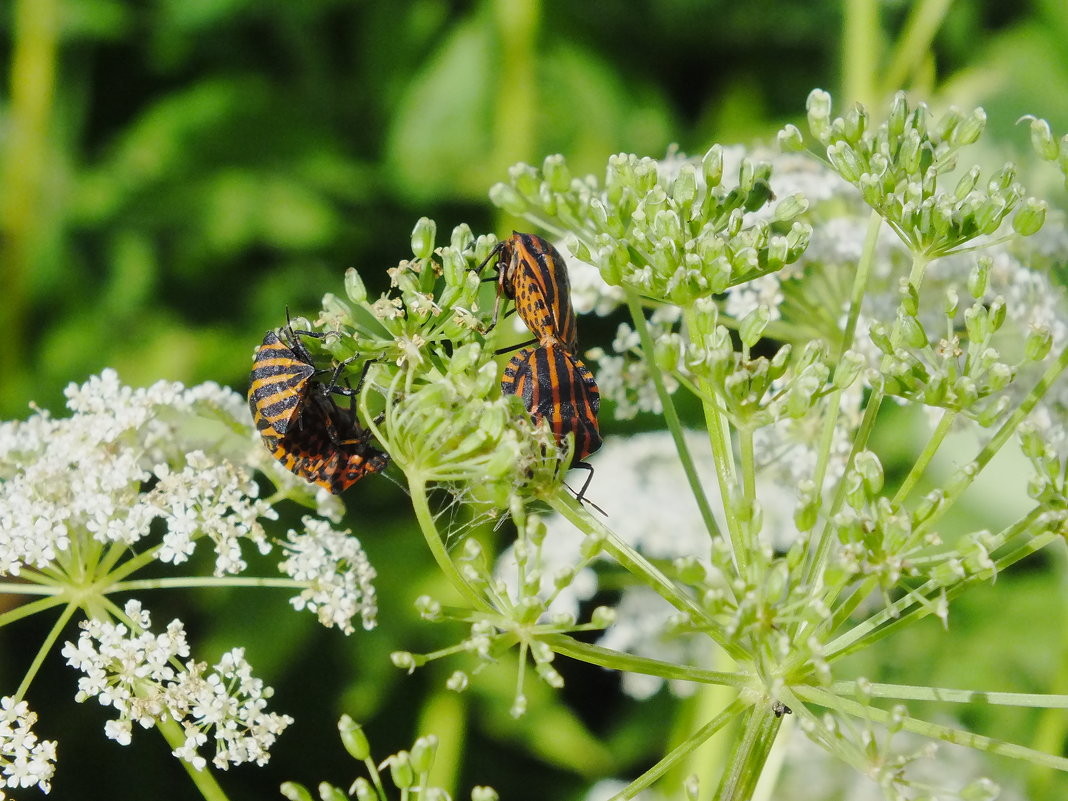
(476, 232, 602, 499)
(248, 232, 601, 496)
(248, 319, 388, 494)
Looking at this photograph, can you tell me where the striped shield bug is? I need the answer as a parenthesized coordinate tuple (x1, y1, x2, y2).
(474, 232, 578, 352)
(262, 392, 388, 494)
(248, 312, 364, 439)
(501, 343, 601, 498)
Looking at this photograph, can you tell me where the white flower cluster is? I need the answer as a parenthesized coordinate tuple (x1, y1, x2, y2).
(62, 600, 292, 770)
(149, 452, 274, 576)
(279, 516, 379, 634)
(0, 369, 273, 577)
(0, 696, 56, 799)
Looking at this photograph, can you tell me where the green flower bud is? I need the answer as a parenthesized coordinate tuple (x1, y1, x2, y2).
(1028, 117, 1060, 161)
(1012, 197, 1047, 236)
(489, 182, 526, 215)
(888, 92, 908, 140)
(960, 777, 1000, 801)
(898, 129, 923, 174)
(897, 312, 928, 349)
(952, 107, 986, 146)
(913, 489, 943, 525)
(954, 165, 981, 201)
(935, 106, 963, 142)
(672, 163, 698, 208)
(339, 716, 371, 761)
(944, 287, 959, 317)
(794, 482, 819, 532)
(989, 297, 1006, 331)
(391, 651, 420, 672)
(508, 162, 539, 197)
(968, 257, 990, 299)
(345, 268, 367, 303)
(280, 782, 314, 801)
(319, 784, 347, 801)
(773, 193, 808, 223)
(447, 670, 469, 692)
(471, 787, 500, 801)
(778, 124, 804, 152)
(828, 141, 863, 184)
(833, 350, 864, 390)
(740, 305, 771, 348)
(844, 103, 869, 143)
(387, 751, 414, 789)
(868, 322, 893, 354)
(352, 778, 377, 801)
(654, 333, 683, 372)
(410, 735, 438, 774)
(854, 450, 884, 495)
(322, 293, 353, 322)
(543, 153, 571, 193)
(411, 217, 437, 260)
(1025, 326, 1053, 361)
(806, 89, 833, 143)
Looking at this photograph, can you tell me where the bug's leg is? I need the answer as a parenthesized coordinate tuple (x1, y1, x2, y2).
(494, 337, 538, 356)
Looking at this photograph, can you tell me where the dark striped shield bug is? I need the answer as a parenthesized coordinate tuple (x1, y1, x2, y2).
(501, 343, 601, 497)
(248, 314, 362, 440)
(474, 232, 578, 352)
(262, 392, 388, 494)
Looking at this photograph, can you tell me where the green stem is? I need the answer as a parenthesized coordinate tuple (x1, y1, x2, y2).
(711, 701, 784, 801)
(841, 0, 880, 107)
(625, 289, 723, 541)
(824, 526, 1053, 661)
(892, 408, 956, 507)
(543, 633, 752, 688)
(829, 681, 1068, 707)
(15, 601, 77, 699)
(547, 493, 749, 663)
(409, 476, 494, 613)
(880, 0, 954, 97)
(156, 715, 233, 801)
(796, 684, 1068, 771)
(0, 594, 66, 628)
(611, 697, 745, 801)
(800, 210, 882, 588)
(113, 577, 304, 592)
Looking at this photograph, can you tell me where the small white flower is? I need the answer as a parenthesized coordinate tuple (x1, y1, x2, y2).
(0, 696, 57, 796)
(279, 517, 379, 634)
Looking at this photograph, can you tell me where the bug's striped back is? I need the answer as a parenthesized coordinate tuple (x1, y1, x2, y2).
(262, 393, 388, 494)
(478, 232, 578, 351)
(501, 343, 601, 465)
(248, 329, 317, 438)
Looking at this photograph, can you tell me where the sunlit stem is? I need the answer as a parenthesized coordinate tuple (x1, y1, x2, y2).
(610, 697, 744, 801)
(548, 493, 749, 663)
(711, 700, 784, 801)
(624, 289, 723, 543)
(408, 476, 495, 614)
(15, 601, 77, 699)
(891, 408, 956, 507)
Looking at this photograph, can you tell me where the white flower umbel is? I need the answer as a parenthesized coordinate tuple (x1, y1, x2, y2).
(62, 601, 292, 770)
(0, 696, 57, 799)
(0, 370, 380, 793)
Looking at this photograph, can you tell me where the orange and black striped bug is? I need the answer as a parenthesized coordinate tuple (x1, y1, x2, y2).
(262, 391, 388, 494)
(473, 232, 578, 352)
(501, 342, 601, 500)
(248, 313, 366, 440)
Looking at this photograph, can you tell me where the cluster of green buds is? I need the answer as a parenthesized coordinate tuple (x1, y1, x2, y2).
(864, 259, 1050, 424)
(783, 90, 1047, 257)
(491, 150, 810, 305)
(282, 716, 498, 801)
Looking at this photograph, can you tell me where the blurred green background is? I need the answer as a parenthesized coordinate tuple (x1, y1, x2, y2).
(4, 1, 1068, 800)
